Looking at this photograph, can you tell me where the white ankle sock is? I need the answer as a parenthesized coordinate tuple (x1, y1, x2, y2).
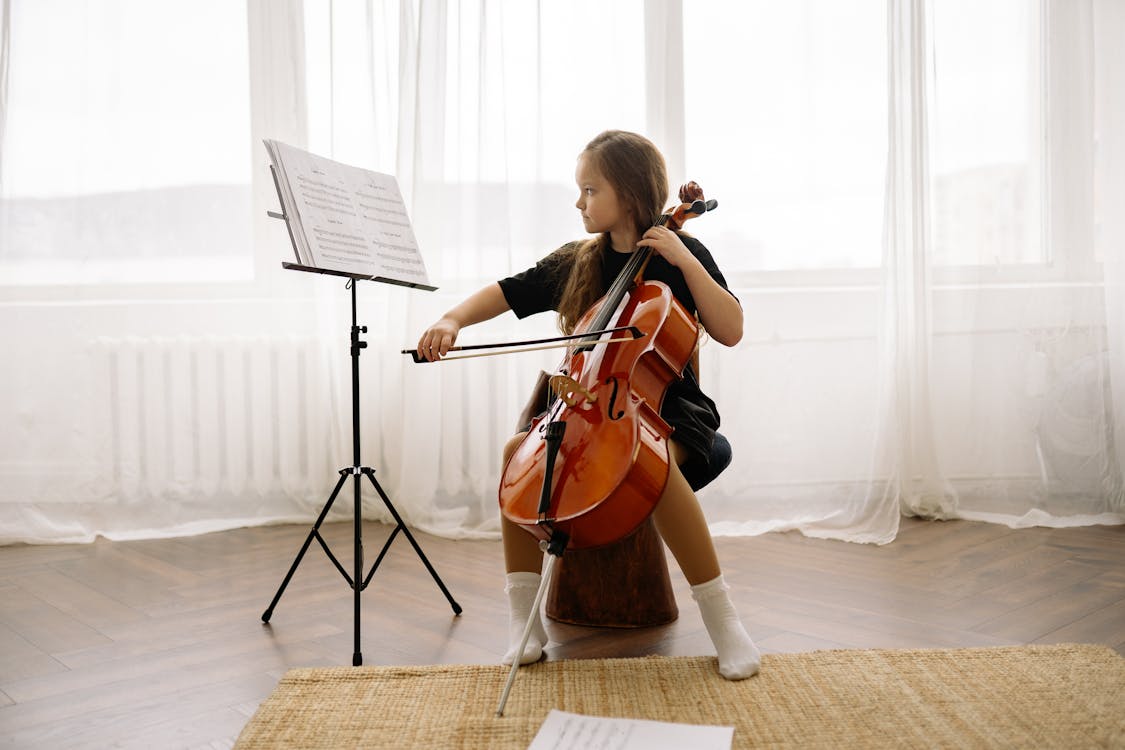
(691, 574, 760, 680)
(503, 571, 548, 666)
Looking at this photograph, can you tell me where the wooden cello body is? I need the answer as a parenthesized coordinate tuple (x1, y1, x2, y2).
(499, 279, 699, 549)
(498, 183, 714, 551)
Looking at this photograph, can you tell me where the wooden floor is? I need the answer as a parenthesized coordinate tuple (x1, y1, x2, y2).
(0, 517, 1122, 749)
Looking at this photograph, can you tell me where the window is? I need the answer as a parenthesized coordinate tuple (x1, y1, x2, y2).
(930, 0, 1045, 268)
(682, 1, 888, 274)
(0, 0, 252, 285)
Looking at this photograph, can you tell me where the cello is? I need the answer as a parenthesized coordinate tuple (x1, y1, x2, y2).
(498, 181, 717, 551)
(493, 182, 717, 714)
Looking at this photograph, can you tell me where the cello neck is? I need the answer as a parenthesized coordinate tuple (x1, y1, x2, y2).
(576, 243, 653, 352)
(579, 188, 714, 348)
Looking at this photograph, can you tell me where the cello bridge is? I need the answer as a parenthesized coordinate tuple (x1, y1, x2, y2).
(549, 374, 596, 407)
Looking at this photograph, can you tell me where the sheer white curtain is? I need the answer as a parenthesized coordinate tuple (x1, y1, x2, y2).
(905, 0, 1125, 527)
(701, 0, 1123, 536)
(0, 1, 9, 188)
(303, 0, 652, 538)
(681, 0, 899, 542)
(1, 0, 1120, 546)
(1100, 1, 1125, 516)
(312, 0, 1124, 545)
(0, 0, 342, 544)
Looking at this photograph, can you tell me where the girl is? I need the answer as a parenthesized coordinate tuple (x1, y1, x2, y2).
(416, 130, 759, 680)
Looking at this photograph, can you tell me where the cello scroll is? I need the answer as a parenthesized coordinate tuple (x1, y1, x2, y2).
(659, 181, 718, 232)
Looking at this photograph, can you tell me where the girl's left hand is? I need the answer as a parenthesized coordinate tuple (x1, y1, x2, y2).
(637, 226, 693, 268)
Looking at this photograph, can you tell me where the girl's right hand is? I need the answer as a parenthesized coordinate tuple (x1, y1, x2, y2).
(417, 317, 461, 361)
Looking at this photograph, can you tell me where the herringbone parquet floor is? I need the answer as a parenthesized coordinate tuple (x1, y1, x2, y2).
(0, 517, 1122, 748)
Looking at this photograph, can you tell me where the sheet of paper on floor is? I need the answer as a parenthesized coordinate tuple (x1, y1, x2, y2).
(526, 709, 733, 750)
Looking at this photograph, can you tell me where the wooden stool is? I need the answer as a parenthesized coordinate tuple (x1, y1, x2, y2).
(545, 433, 732, 628)
(515, 372, 731, 629)
(546, 517, 677, 627)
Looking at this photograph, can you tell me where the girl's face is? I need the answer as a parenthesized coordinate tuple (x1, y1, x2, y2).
(575, 154, 631, 240)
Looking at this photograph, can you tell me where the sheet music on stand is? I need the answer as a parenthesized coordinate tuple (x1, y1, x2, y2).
(264, 139, 435, 291)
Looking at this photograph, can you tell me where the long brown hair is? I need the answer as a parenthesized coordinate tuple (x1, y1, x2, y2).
(557, 131, 669, 334)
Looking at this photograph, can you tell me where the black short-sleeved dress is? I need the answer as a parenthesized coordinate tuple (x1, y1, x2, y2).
(497, 236, 738, 474)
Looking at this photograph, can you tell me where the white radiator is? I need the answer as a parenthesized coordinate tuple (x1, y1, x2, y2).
(93, 335, 335, 500)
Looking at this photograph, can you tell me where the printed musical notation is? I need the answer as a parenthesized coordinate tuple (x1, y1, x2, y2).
(264, 140, 431, 288)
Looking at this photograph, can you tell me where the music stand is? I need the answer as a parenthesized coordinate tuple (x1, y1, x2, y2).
(261, 170, 461, 666)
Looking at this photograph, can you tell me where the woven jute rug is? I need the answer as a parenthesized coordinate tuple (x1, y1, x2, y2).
(234, 644, 1125, 749)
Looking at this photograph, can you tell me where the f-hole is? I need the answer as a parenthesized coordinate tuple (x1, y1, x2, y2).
(605, 377, 625, 420)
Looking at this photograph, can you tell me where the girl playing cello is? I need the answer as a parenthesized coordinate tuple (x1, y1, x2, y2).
(416, 130, 759, 680)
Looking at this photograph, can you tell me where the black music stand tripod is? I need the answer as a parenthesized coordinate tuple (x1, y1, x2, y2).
(261, 197, 461, 666)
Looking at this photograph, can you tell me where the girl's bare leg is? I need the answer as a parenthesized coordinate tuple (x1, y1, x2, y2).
(651, 442, 760, 680)
(651, 442, 721, 585)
